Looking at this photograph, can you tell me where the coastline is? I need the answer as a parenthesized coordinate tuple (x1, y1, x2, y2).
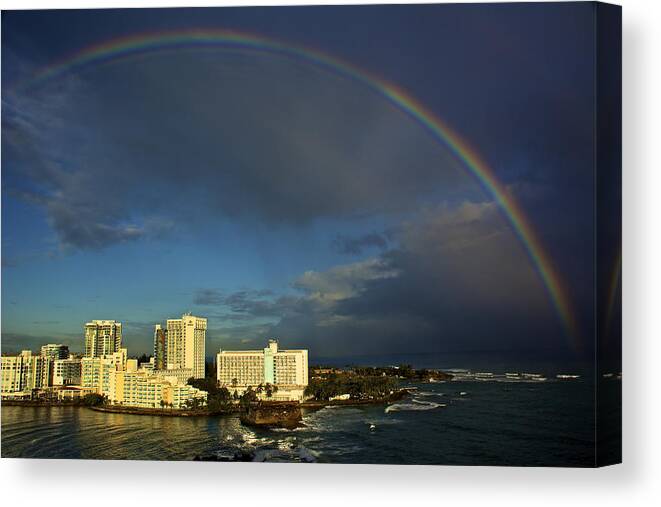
(300, 388, 411, 409)
(2, 388, 413, 417)
(87, 405, 234, 417)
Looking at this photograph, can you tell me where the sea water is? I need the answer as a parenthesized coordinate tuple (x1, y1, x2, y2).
(1, 357, 620, 466)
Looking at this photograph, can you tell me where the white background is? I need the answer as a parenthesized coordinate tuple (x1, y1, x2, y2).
(0, 0, 659, 505)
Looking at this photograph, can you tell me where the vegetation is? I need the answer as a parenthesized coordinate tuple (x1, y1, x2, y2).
(82, 393, 107, 407)
(182, 397, 206, 411)
(187, 377, 232, 412)
(239, 386, 259, 409)
(304, 373, 399, 401)
(352, 364, 453, 382)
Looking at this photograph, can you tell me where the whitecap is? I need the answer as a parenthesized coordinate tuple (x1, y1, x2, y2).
(385, 401, 446, 413)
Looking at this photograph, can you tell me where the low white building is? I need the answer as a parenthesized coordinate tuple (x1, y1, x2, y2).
(107, 369, 206, 409)
(216, 340, 308, 401)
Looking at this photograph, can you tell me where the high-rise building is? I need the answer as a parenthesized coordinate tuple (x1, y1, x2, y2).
(84, 320, 122, 358)
(40, 343, 70, 360)
(1, 351, 52, 398)
(164, 314, 206, 379)
(153, 324, 167, 370)
(216, 340, 308, 401)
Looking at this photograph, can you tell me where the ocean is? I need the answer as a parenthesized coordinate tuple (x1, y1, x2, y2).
(1, 358, 621, 466)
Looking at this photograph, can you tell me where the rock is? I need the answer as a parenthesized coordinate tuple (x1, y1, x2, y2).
(240, 401, 302, 429)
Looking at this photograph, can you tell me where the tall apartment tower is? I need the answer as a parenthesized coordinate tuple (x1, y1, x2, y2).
(153, 324, 167, 370)
(165, 314, 206, 379)
(84, 320, 122, 358)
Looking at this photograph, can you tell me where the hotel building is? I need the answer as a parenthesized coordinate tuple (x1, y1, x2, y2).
(1, 351, 52, 398)
(84, 320, 123, 358)
(216, 340, 308, 401)
(152, 314, 206, 380)
(40, 343, 70, 360)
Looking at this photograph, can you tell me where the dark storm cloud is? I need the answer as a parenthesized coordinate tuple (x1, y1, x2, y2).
(1, 332, 81, 354)
(194, 200, 562, 357)
(331, 232, 389, 255)
(3, 51, 469, 251)
(194, 288, 304, 319)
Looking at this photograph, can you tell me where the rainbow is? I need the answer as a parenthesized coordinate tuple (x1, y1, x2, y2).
(16, 28, 580, 345)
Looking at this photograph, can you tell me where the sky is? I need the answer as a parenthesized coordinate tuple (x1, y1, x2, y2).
(1, 4, 619, 362)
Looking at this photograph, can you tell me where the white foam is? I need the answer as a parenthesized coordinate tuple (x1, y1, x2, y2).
(416, 391, 444, 397)
(385, 400, 446, 413)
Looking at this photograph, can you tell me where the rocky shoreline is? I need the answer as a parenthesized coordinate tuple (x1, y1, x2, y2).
(300, 388, 411, 409)
(240, 401, 302, 429)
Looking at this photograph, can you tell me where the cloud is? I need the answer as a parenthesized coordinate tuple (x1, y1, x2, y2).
(196, 200, 562, 357)
(331, 232, 389, 255)
(0, 332, 81, 354)
(3, 50, 469, 252)
(193, 288, 225, 306)
(293, 257, 398, 303)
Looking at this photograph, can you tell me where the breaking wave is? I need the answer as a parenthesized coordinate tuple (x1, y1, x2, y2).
(385, 399, 446, 413)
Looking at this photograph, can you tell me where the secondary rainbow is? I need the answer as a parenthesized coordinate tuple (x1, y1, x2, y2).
(16, 28, 580, 345)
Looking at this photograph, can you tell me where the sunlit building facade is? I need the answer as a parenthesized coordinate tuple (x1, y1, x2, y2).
(162, 314, 206, 379)
(53, 357, 82, 386)
(216, 340, 308, 401)
(1, 351, 52, 398)
(84, 320, 123, 358)
(40, 343, 70, 360)
(81, 349, 127, 393)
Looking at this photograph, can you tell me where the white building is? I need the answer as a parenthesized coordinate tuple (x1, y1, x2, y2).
(163, 314, 206, 379)
(81, 350, 206, 409)
(1, 351, 52, 398)
(40, 343, 70, 360)
(139, 356, 155, 372)
(107, 368, 206, 409)
(81, 349, 128, 393)
(84, 320, 122, 358)
(152, 367, 193, 384)
(216, 340, 308, 401)
(53, 357, 82, 386)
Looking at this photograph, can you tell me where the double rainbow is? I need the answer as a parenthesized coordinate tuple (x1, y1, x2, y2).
(16, 28, 580, 345)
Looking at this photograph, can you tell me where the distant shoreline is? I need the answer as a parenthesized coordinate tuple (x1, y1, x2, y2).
(2, 388, 413, 417)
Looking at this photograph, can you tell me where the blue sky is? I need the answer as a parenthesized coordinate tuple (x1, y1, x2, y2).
(1, 4, 617, 361)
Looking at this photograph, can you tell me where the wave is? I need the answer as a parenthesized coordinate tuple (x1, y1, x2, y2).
(416, 391, 444, 397)
(385, 400, 446, 413)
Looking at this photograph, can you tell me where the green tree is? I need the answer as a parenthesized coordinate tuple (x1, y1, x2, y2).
(82, 393, 106, 407)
